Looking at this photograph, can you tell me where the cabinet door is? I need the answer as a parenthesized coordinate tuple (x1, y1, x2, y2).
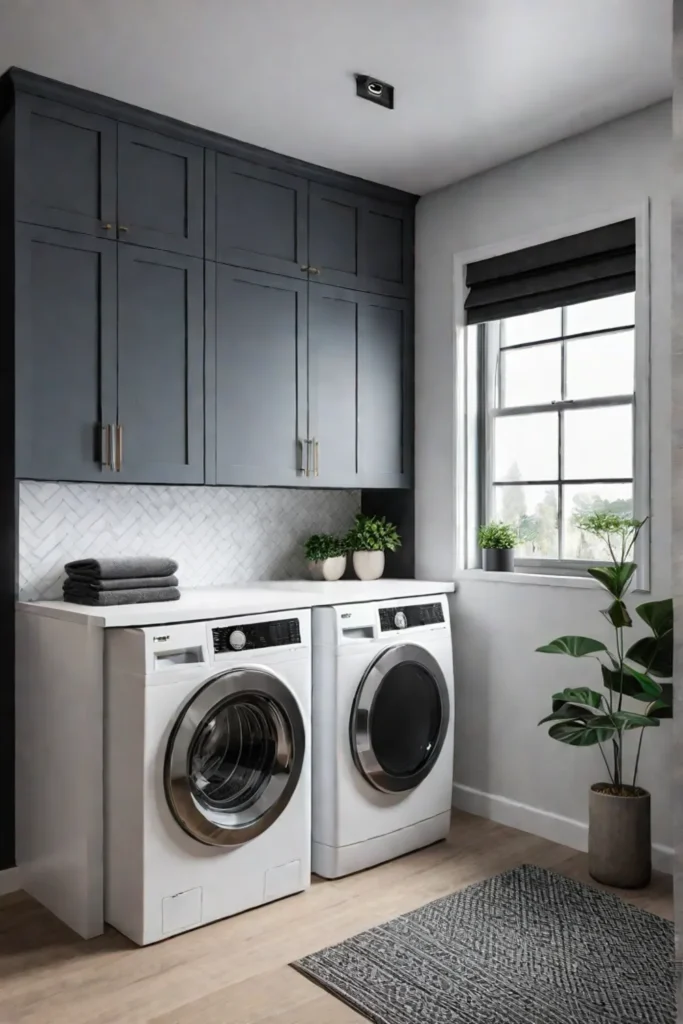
(308, 184, 412, 297)
(116, 246, 204, 483)
(212, 265, 308, 486)
(15, 94, 117, 238)
(307, 286, 360, 487)
(357, 295, 412, 488)
(15, 225, 117, 481)
(117, 124, 204, 255)
(211, 155, 308, 278)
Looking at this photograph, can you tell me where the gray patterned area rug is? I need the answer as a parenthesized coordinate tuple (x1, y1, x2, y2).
(292, 864, 674, 1024)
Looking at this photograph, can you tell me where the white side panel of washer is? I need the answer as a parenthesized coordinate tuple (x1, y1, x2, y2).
(16, 612, 105, 938)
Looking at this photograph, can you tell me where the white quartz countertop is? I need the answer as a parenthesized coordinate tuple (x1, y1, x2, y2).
(17, 579, 455, 628)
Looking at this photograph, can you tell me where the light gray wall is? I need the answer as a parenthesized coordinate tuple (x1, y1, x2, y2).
(415, 102, 673, 856)
(672, 0, 683, 965)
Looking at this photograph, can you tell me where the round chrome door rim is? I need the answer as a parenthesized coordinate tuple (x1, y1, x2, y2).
(350, 643, 450, 794)
(164, 667, 306, 847)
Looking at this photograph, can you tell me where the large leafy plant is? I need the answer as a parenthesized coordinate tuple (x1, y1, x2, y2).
(346, 514, 401, 553)
(536, 512, 672, 793)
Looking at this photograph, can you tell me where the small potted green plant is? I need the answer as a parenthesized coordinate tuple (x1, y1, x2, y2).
(304, 533, 348, 581)
(345, 514, 401, 581)
(478, 521, 517, 572)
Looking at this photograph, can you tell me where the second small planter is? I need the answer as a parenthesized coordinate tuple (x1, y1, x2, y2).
(482, 548, 514, 572)
(352, 550, 385, 581)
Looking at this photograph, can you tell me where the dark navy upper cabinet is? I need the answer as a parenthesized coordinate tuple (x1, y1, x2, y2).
(307, 286, 411, 490)
(15, 95, 117, 238)
(357, 294, 412, 488)
(117, 124, 204, 255)
(116, 246, 205, 483)
(211, 264, 308, 486)
(308, 184, 412, 297)
(210, 154, 308, 278)
(15, 224, 118, 481)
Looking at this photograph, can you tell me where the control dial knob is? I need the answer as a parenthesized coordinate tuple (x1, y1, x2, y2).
(229, 629, 246, 650)
(394, 611, 407, 630)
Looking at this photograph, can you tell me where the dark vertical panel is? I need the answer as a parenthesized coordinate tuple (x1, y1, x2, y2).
(117, 123, 204, 255)
(215, 266, 307, 486)
(0, 110, 15, 868)
(116, 246, 204, 483)
(15, 225, 117, 481)
(204, 261, 217, 485)
(215, 156, 308, 278)
(361, 490, 415, 578)
(307, 286, 359, 487)
(14, 94, 116, 237)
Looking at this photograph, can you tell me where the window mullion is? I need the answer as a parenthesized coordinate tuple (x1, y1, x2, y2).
(558, 307, 566, 559)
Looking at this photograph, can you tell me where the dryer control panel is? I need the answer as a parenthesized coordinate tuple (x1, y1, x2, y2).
(212, 617, 301, 654)
(379, 603, 444, 632)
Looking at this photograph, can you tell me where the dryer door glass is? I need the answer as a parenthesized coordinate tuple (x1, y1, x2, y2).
(351, 644, 450, 794)
(164, 668, 306, 847)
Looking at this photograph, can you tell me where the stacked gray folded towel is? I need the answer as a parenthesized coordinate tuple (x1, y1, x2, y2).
(63, 556, 180, 606)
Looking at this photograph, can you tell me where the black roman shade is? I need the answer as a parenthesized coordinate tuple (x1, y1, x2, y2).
(464, 219, 635, 325)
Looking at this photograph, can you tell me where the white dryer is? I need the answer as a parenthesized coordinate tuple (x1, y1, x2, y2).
(311, 594, 454, 878)
(105, 609, 311, 945)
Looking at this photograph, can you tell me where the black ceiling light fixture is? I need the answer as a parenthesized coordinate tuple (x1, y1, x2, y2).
(355, 74, 394, 110)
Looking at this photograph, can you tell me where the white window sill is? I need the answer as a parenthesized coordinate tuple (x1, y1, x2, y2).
(454, 569, 600, 589)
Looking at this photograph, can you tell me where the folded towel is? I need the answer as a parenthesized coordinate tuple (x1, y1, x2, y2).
(64, 556, 179, 581)
(64, 575, 179, 593)
(62, 587, 181, 607)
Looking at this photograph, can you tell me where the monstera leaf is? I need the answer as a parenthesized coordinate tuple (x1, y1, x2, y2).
(536, 636, 608, 657)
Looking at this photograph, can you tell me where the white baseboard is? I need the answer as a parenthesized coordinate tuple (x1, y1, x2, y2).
(452, 782, 673, 875)
(0, 867, 21, 897)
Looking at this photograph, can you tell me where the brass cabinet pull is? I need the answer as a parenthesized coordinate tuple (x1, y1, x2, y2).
(118, 225, 129, 233)
(308, 266, 321, 275)
(300, 264, 310, 272)
(101, 223, 113, 231)
(115, 424, 123, 471)
(313, 438, 319, 477)
(101, 424, 113, 470)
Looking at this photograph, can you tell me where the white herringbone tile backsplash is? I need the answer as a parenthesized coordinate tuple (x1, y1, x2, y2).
(19, 482, 360, 601)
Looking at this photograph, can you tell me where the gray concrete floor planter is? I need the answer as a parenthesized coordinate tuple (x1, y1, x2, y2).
(588, 784, 651, 889)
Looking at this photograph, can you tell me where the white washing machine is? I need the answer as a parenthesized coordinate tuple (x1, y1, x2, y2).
(104, 609, 311, 945)
(311, 594, 454, 878)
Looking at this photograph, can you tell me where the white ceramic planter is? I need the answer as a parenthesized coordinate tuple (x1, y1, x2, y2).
(308, 555, 347, 581)
(352, 550, 385, 581)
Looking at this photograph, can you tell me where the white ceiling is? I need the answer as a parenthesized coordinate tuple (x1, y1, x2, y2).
(0, 0, 673, 194)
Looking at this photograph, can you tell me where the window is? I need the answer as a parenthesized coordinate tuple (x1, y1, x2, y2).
(480, 291, 636, 568)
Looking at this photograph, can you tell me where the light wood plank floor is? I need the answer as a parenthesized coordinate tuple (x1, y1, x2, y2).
(0, 812, 672, 1024)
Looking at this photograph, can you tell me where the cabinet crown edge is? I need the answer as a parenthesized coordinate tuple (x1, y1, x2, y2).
(1, 66, 418, 207)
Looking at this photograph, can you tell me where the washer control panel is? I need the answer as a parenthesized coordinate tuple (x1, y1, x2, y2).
(379, 603, 445, 632)
(212, 617, 301, 654)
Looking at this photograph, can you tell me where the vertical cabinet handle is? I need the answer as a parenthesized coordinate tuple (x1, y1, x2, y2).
(118, 225, 129, 233)
(101, 424, 113, 470)
(299, 438, 310, 476)
(313, 439, 319, 477)
(115, 424, 123, 472)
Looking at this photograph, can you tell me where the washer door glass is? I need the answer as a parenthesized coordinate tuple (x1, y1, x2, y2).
(165, 668, 305, 847)
(351, 644, 449, 794)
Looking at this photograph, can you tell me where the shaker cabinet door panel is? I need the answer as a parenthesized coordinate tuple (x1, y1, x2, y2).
(213, 156, 308, 277)
(116, 246, 204, 483)
(15, 225, 117, 481)
(308, 185, 411, 297)
(357, 296, 412, 488)
(117, 124, 204, 255)
(213, 265, 307, 486)
(15, 95, 117, 238)
(307, 286, 360, 487)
